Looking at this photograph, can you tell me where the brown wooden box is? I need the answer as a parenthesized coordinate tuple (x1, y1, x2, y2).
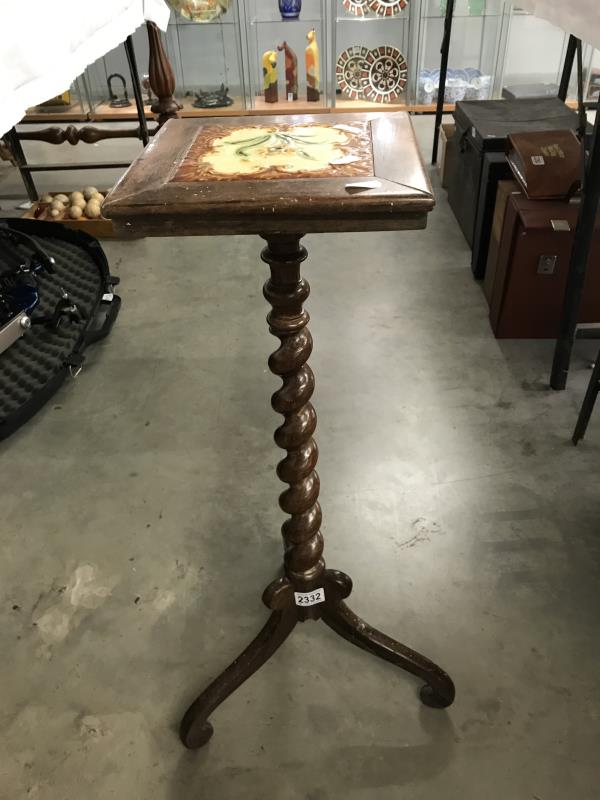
(22, 193, 115, 238)
(488, 194, 600, 338)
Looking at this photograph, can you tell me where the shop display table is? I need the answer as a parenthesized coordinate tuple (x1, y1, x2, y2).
(104, 112, 455, 749)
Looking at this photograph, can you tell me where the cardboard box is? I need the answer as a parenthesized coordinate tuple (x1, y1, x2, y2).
(438, 123, 455, 189)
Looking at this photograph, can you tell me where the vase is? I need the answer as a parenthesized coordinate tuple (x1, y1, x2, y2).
(278, 0, 301, 20)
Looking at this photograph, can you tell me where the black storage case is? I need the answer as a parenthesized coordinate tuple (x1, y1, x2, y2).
(0, 219, 120, 441)
(447, 97, 585, 278)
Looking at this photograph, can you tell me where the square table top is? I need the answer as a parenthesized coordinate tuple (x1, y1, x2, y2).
(104, 112, 434, 236)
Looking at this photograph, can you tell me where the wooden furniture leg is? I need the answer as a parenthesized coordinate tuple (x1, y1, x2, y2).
(179, 234, 455, 749)
(572, 352, 600, 444)
(180, 578, 298, 749)
(146, 21, 181, 126)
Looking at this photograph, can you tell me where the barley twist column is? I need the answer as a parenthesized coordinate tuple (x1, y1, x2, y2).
(261, 235, 325, 613)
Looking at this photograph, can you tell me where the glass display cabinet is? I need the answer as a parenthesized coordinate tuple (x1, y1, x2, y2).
(29, 0, 592, 124)
(242, 0, 329, 113)
(167, 3, 246, 116)
(413, 0, 505, 110)
(84, 8, 245, 118)
(24, 75, 92, 122)
(499, 7, 593, 103)
(333, 0, 413, 111)
(83, 24, 152, 119)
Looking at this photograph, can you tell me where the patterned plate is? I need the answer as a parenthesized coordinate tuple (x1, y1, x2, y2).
(342, 0, 370, 16)
(362, 45, 408, 104)
(367, 0, 409, 16)
(336, 46, 370, 101)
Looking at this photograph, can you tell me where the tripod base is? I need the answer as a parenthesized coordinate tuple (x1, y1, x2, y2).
(180, 569, 455, 749)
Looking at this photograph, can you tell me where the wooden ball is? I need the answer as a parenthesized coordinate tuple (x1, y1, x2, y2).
(85, 200, 102, 218)
(83, 185, 99, 200)
(40, 193, 53, 204)
(91, 192, 104, 205)
(55, 193, 69, 203)
(50, 199, 65, 211)
(72, 196, 87, 210)
(69, 205, 83, 219)
(70, 191, 84, 203)
(49, 208, 61, 218)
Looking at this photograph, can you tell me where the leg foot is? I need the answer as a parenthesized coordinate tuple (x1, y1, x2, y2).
(322, 586, 455, 709)
(179, 604, 297, 749)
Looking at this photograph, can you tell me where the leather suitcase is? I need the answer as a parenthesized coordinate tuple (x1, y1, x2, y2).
(507, 129, 582, 200)
(447, 98, 586, 268)
(488, 195, 600, 338)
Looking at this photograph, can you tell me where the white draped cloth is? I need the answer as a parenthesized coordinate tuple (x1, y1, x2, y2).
(516, 0, 600, 50)
(0, 0, 170, 137)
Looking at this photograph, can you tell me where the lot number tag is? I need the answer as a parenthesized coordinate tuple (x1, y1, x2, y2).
(294, 588, 325, 607)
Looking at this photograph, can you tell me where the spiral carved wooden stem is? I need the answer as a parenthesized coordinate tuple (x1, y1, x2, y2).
(261, 235, 324, 594)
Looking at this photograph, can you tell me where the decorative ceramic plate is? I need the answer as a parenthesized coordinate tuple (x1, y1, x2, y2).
(168, 0, 230, 23)
(342, 0, 370, 16)
(362, 45, 408, 104)
(336, 46, 370, 101)
(366, 0, 409, 16)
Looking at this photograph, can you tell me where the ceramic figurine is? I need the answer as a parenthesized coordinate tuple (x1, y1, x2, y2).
(277, 41, 298, 101)
(278, 0, 302, 19)
(262, 50, 279, 103)
(305, 28, 320, 102)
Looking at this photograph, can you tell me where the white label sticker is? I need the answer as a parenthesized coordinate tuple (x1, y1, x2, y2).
(531, 155, 545, 165)
(294, 588, 325, 607)
(101, 292, 114, 302)
(287, 92, 294, 102)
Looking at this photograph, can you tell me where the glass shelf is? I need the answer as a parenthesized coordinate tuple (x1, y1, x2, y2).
(171, 18, 237, 24)
(422, 12, 503, 18)
(250, 17, 323, 24)
(335, 15, 409, 23)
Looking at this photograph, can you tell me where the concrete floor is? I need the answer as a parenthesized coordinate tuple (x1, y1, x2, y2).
(1, 117, 600, 799)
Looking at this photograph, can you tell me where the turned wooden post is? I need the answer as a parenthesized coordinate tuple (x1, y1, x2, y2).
(146, 21, 181, 126)
(261, 235, 324, 604)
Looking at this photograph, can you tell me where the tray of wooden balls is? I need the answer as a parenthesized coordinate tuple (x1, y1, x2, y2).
(23, 187, 115, 237)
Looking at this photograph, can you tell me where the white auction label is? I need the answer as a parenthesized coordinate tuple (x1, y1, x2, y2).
(531, 155, 545, 165)
(294, 588, 325, 607)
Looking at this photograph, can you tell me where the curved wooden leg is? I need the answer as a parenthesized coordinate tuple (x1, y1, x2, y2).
(180, 581, 297, 749)
(322, 570, 455, 708)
